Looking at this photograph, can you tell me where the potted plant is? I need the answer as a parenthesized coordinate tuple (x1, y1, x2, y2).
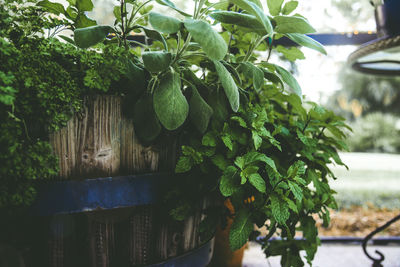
(1, 0, 349, 266)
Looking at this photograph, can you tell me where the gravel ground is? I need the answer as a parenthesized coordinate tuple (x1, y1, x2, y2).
(243, 242, 400, 267)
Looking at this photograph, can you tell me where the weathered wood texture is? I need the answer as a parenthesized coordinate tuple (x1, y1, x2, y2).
(43, 95, 205, 267)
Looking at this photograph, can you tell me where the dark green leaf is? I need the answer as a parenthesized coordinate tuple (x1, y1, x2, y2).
(230, 0, 273, 35)
(274, 15, 316, 34)
(239, 62, 264, 92)
(175, 156, 192, 173)
(37, 0, 66, 15)
(229, 209, 253, 250)
(132, 94, 161, 143)
(249, 173, 266, 193)
(270, 194, 289, 225)
(252, 131, 262, 150)
(184, 19, 228, 61)
(220, 166, 239, 197)
(155, 0, 192, 17)
(189, 88, 213, 133)
(282, 1, 298, 15)
(153, 72, 189, 130)
(126, 59, 146, 92)
(76, 0, 94, 12)
(75, 14, 97, 28)
(274, 64, 302, 97)
(142, 51, 172, 73)
(261, 68, 284, 87)
(59, 35, 75, 45)
(74, 25, 113, 48)
(267, 0, 284, 16)
(209, 11, 265, 35)
(213, 60, 239, 112)
(212, 154, 229, 170)
(139, 26, 168, 50)
(149, 12, 183, 34)
(286, 33, 327, 55)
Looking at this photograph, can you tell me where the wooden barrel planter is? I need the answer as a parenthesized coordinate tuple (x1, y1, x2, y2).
(23, 95, 214, 267)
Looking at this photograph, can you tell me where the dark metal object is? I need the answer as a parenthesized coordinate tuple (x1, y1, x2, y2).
(362, 214, 400, 267)
(29, 173, 173, 216)
(148, 238, 214, 267)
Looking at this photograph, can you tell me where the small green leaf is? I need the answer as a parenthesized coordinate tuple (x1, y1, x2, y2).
(153, 72, 189, 130)
(282, 1, 298, 15)
(132, 94, 161, 143)
(149, 12, 183, 34)
(113, 6, 121, 22)
(189, 88, 213, 133)
(267, 0, 284, 16)
(274, 15, 316, 34)
(229, 209, 253, 250)
(202, 132, 217, 147)
(274, 64, 302, 97)
(234, 156, 245, 169)
(249, 173, 266, 193)
(261, 68, 284, 87)
(75, 13, 97, 28)
(37, 0, 66, 15)
(213, 60, 239, 112)
(270, 194, 289, 225)
(209, 11, 265, 35)
(239, 63, 264, 92)
(184, 19, 228, 61)
(230, 0, 273, 35)
(175, 156, 192, 173)
(139, 26, 168, 50)
(220, 166, 239, 197)
(221, 135, 233, 150)
(74, 25, 113, 48)
(155, 0, 192, 17)
(252, 131, 262, 150)
(212, 154, 229, 170)
(288, 181, 303, 201)
(286, 33, 327, 55)
(142, 51, 172, 73)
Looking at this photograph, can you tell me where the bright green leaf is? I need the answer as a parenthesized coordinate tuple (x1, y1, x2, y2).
(252, 131, 262, 150)
(249, 173, 266, 193)
(149, 12, 183, 34)
(37, 0, 66, 15)
(288, 181, 303, 201)
(189, 88, 213, 133)
(286, 33, 327, 55)
(75, 14, 97, 28)
(276, 45, 305, 61)
(153, 72, 189, 130)
(270, 194, 289, 225)
(229, 209, 253, 250)
(76, 0, 94, 11)
(213, 60, 239, 112)
(74, 25, 113, 48)
(142, 51, 172, 73)
(282, 1, 298, 15)
(267, 0, 284, 16)
(274, 15, 316, 34)
(184, 19, 228, 61)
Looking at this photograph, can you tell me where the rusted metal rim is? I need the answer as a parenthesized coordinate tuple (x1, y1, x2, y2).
(29, 173, 174, 216)
(147, 238, 214, 267)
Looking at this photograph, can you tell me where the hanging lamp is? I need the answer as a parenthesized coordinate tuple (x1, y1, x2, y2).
(348, 0, 400, 75)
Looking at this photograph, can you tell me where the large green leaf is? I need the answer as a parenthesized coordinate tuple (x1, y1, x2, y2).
(274, 15, 316, 34)
(75, 13, 97, 28)
(153, 72, 189, 130)
(189, 88, 213, 133)
(270, 194, 290, 225)
(132, 94, 161, 143)
(184, 19, 228, 61)
(230, 0, 273, 35)
(76, 0, 93, 11)
(138, 26, 168, 50)
(229, 209, 253, 250)
(209, 11, 265, 35)
(213, 60, 239, 112)
(142, 51, 172, 73)
(74, 25, 113, 48)
(220, 166, 239, 197)
(248, 173, 266, 193)
(286, 33, 327, 55)
(126, 59, 146, 95)
(37, 0, 66, 15)
(149, 12, 182, 34)
(239, 62, 264, 92)
(267, 0, 284, 16)
(155, 0, 192, 17)
(288, 181, 303, 201)
(274, 64, 302, 97)
(282, 1, 298, 15)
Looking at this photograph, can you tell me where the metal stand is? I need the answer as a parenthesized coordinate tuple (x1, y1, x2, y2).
(362, 214, 400, 267)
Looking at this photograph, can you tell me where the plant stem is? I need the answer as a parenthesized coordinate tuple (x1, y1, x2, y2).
(120, 0, 128, 49)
